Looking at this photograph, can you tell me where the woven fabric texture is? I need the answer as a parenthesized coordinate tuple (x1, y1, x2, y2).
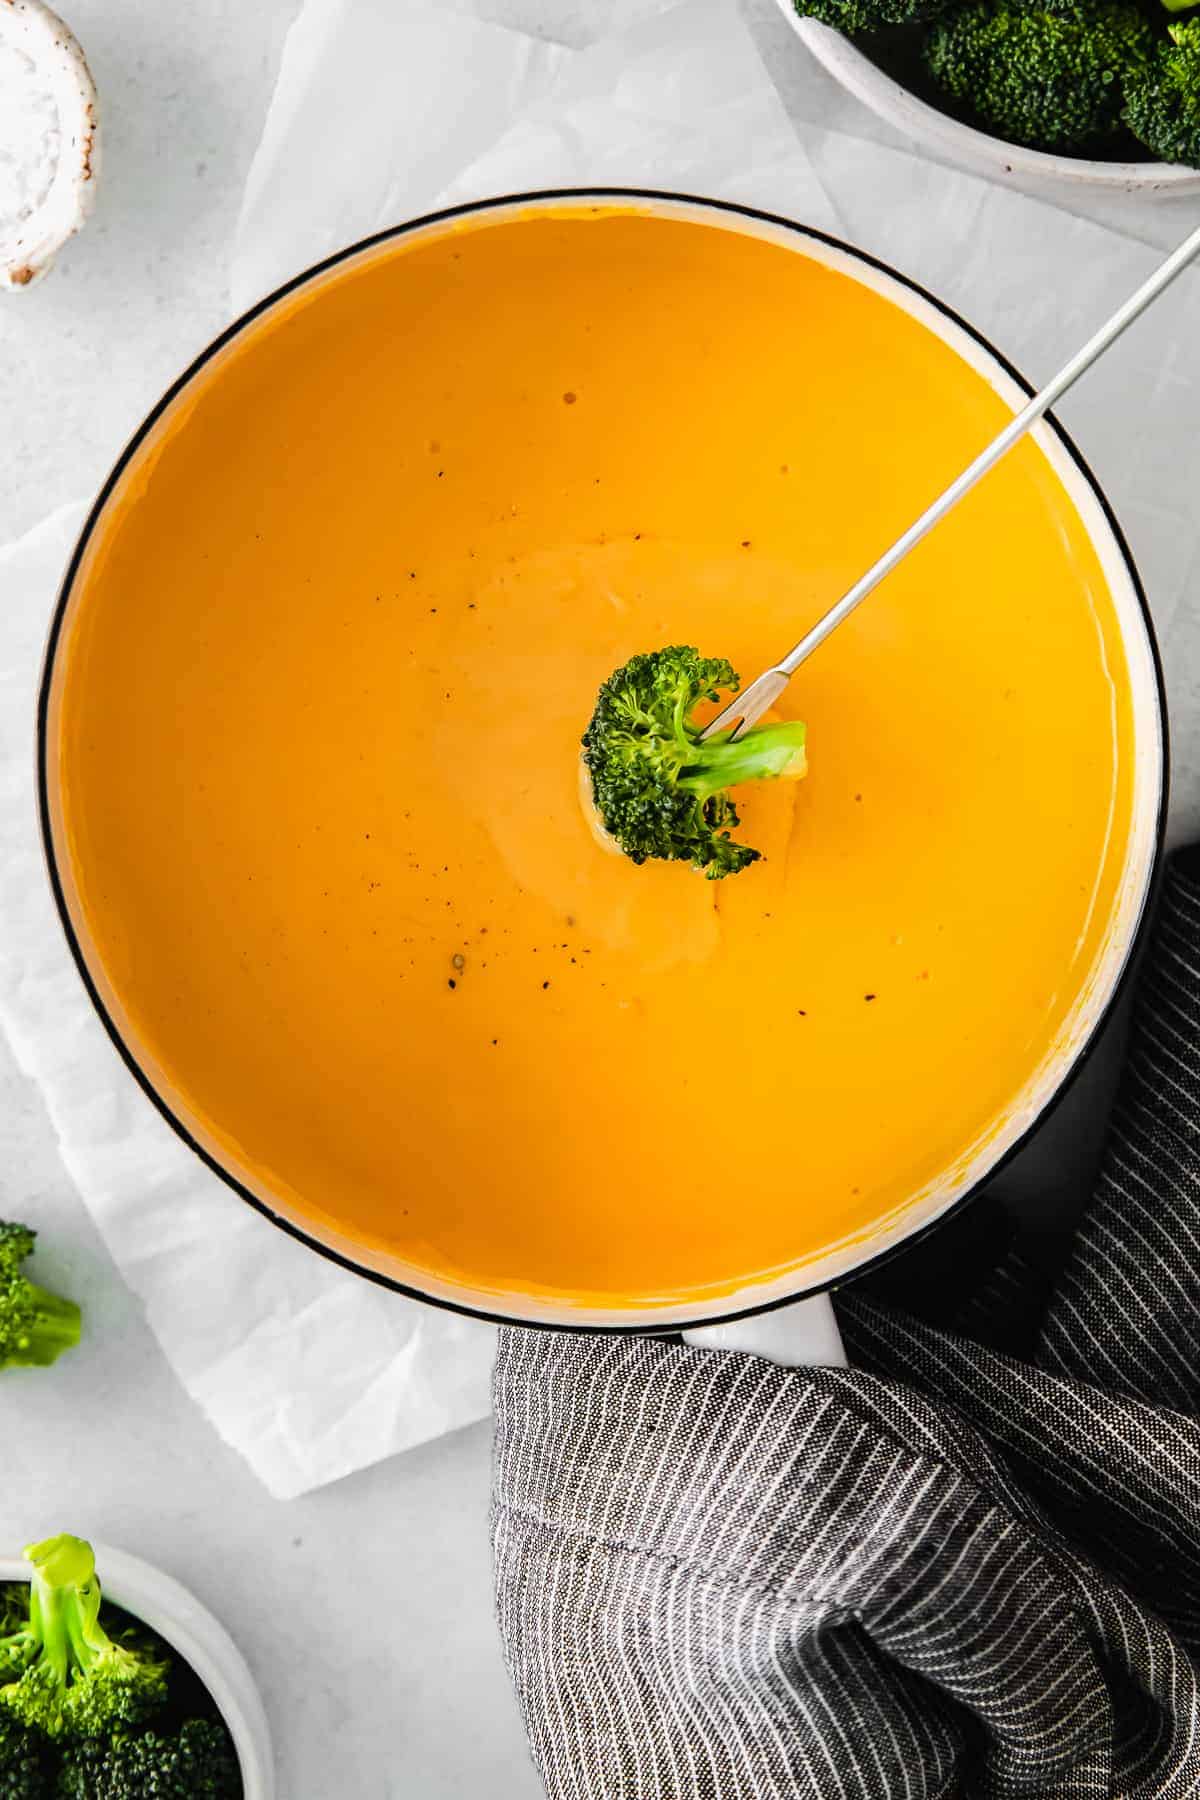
(492, 860, 1200, 1798)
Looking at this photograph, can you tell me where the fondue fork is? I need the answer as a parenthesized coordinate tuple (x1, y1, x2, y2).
(701, 217, 1200, 744)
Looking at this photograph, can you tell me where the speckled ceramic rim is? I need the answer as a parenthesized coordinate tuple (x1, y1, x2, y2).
(0, 0, 100, 289)
(37, 189, 1169, 1334)
(777, 1, 1200, 194)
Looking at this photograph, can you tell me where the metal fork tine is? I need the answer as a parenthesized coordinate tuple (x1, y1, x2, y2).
(699, 668, 790, 743)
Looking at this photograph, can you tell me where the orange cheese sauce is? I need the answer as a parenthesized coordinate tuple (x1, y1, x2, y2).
(49, 205, 1134, 1312)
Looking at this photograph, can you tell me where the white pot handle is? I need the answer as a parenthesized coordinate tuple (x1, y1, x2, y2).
(683, 1291, 847, 1369)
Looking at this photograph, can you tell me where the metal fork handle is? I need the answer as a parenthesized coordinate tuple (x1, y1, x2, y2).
(702, 217, 1200, 743)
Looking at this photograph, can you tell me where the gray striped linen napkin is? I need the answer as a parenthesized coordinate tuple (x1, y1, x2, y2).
(491, 853, 1200, 1798)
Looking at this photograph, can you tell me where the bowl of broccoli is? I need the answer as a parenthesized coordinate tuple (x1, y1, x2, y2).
(775, 0, 1200, 191)
(0, 1535, 273, 1799)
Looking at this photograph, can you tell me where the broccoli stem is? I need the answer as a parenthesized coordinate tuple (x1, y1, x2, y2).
(8, 1284, 82, 1368)
(679, 721, 808, 803)
(27, 1575, 71, 1692)
(25, 1537, 100, 1691)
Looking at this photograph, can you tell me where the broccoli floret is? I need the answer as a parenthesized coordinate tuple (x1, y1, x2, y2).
(0, 1539, 167, 1742)
(0, 1592, 39, 1697)
(0, 1713, 48, 1800)
(0, 1226, 80, 1373)
(0, 1595, 30, 1683)
(794, 0, 952, 37)
(1125, 18, 1200, 160)
(56, 1719, 240, 1799)
(581, 647, 807, 880)
(925, 0, 1155, 150)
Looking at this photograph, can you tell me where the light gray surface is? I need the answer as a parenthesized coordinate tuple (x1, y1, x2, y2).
(0, 2, 1195, 1795)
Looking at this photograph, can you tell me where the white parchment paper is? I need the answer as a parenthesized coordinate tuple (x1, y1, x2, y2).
(3, 0, 1200, 1498)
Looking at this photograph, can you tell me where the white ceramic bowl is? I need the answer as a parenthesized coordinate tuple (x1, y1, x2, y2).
(774, 0, 1200, 194)
(0, 1544, 273, 1798)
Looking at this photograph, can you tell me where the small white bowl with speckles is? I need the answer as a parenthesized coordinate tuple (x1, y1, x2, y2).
(0, 0, 98, 289)
(774, 0, 1200, 194)
(0, 1544, 274, 1798)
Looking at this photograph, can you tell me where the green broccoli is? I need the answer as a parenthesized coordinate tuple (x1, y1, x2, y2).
(581, 647, 807, 880)
(0, 1539, 167, 1742)
(924, 0, 1155, 151)
(1125, 18, 1200, 160)
(794, 0, 953, 38)
(55, 1719, 240, 1799)
(0, 1226, 80, 1373)
(0, 1713, 48, 1800)
(0, 1595, 29, 1679)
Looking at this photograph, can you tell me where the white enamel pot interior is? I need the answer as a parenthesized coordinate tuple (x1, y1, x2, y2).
(0, 1545, 274, 1798)
(773, 0, 1200, 196)
(38, 191, 1166, 1341)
